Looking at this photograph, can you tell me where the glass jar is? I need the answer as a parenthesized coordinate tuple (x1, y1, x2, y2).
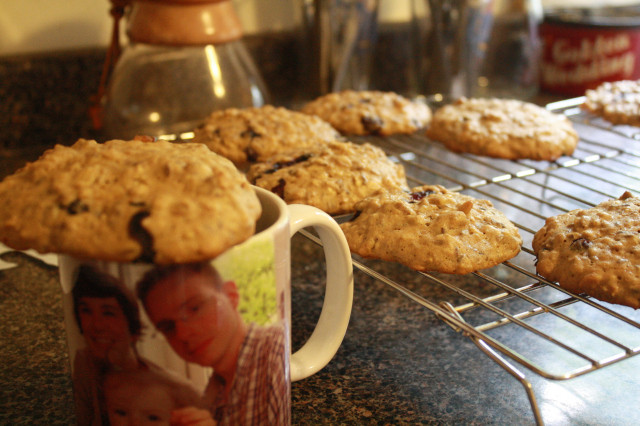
(425, 0, 543, 100)
(475, 0, 543, 99)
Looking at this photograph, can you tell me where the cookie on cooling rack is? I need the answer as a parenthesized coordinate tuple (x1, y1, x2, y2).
(532, 191, 640, 309)
(0, 138, 261, 264)
(246, 140, 408, 215)
(191, 105, 341, 168)
(300, 90, 431, 136)
(426, 97, 579, 161)
(339, 184, 522, 274)
(582, 80, 640, 126)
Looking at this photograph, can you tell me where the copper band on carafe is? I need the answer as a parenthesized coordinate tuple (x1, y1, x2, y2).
(127, 0, 243, 46)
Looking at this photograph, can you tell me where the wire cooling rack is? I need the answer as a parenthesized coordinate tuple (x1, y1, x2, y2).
(162, 96, 640, 423)
(326, 96, 640, 425)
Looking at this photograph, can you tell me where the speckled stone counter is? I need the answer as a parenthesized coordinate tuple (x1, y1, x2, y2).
(2, 48, 640, 426)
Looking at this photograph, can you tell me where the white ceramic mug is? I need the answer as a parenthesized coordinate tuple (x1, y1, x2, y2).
(58, 186, 353, 425)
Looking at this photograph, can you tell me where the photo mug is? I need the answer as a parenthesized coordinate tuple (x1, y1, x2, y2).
(58, 186, 353, 425)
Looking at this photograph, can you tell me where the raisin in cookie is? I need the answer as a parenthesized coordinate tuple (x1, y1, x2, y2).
(532, 191, 640, 309)
(427, 97, 578, 161)
(191, 105, 341, 168)
(0, 138, 261, 264)
(582, 80, 640, 126)
(300, 90, 431, 135)
(246, 140, 408, 215)
(340, 185, 522, 274)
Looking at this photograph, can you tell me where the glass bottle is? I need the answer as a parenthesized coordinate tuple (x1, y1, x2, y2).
(102, 0, 269, 140)
(475, 0, 543, 99)
(425, 0, 543, 100)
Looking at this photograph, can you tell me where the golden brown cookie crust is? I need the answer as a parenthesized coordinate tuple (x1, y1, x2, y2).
(532, 191, 640, 309)
(582, 80, 640, 126)
(300, 90, 431, 135)
(340, 185, 522, 274)
(0, 138, 261, 264)
(247, 140, 408, 215)
(427, 97, 579, 161)
(191, 105, 341, 168)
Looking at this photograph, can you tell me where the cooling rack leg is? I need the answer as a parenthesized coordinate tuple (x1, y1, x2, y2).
(437, 303, 543, 425)
(471, 336, 544, 426)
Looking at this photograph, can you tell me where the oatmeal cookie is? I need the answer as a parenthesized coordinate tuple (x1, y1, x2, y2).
(582, 80, 640, 126)
(246, 140, 408, 215)
(427, 97, 578, 161)
(532, 191, 640, 309)
(300, 90, 431, 135)
(0, 138, 261, 264)
(191, 105, 341, 168)
(340, 185, 522, 274)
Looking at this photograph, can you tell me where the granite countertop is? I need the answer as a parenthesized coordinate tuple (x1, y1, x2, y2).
(2, 48, 640, 426)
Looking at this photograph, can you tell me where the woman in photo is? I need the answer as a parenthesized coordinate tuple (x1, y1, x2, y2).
(71, 264, 145, 426)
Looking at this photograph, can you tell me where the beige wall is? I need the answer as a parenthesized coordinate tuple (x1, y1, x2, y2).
(0, 0, 112, 56)
(0, 0, 299, 57)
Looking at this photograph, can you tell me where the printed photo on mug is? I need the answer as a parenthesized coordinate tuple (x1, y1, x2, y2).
(60, 225, 291, 426)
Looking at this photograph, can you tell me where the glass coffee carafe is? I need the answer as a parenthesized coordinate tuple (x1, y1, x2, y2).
(98, 0, 269, 140)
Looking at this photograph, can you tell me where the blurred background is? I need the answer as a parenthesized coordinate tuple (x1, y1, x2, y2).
(1, 0, 638, 57)
(2, 0, 640, 163)
(0, 0, 408, 56)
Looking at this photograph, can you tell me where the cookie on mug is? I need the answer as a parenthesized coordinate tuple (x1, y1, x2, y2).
(532, 191, 640, 309)
(340, 184, 522, 274)
(427, 97, 579, 161)
(0, 138, 261, 264)
(300, 90, 431, 135)
(246, 140, 408, 215)
(582, 80, 640, 126)
(191, 105, 341, 168)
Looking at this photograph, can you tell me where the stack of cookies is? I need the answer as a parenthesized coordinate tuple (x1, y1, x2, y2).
(189, 91, 526, 275)
(191, 91, 432, 215)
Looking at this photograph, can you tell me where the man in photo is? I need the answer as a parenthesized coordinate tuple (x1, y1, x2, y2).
(136, 262, 289, 425)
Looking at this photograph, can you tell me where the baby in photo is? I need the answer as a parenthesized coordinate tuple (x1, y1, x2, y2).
(103, 369, 214, 426)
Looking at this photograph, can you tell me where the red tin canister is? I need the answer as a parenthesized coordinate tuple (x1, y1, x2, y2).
(539, 6, 640, 96)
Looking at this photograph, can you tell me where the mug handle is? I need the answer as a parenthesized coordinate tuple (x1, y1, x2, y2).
(286, 204, 354, 382)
